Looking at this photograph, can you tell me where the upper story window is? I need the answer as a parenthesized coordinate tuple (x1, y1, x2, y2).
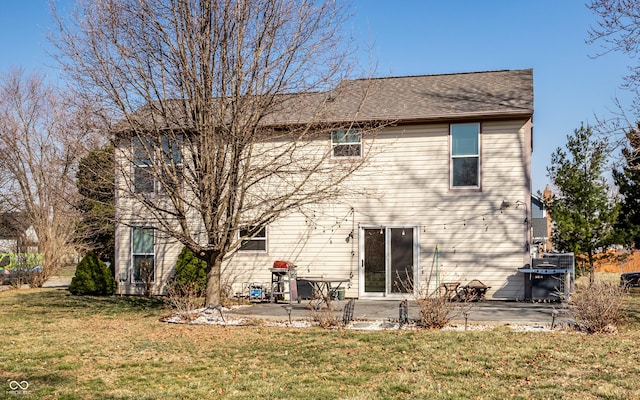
(132, 135, 183, 194)
(450, 123, 480, 188)
(239, 226, 267, 253)
(133, 138, 153, 193)
(331, 130, 362, 158)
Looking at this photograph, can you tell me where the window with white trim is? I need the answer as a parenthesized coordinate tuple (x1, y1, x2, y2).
(239, 226, 267, 253)
(132, 227, 155, 282)
(331, 130, 362, 158)
(450, 123, 480, 188)
(133, 138, 154, 193)
(132, 135, 183, 193)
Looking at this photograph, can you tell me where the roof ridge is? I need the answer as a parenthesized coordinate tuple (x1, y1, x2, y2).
(347, 68, 533, 83)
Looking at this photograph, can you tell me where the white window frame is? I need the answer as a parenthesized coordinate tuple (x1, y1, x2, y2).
(331, 129, 362, 159)
(158, 135, 184, 195)
(238, 226, 268, 253)
(132, 137, 154, 193)
(132, 135, 183, 194)
(131, 226, 155, 283)
(450, 123, 480, 189)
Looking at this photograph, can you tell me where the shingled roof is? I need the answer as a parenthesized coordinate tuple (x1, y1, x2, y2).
(266, 68, 533, 125)
(117, 69, 533, 131)
(339, 68, 532, 121)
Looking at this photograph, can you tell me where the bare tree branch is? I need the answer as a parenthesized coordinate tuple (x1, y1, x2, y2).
(53, 0, 382, 305)
(0, 68, 100, 281)
(586, 1, 640, 165)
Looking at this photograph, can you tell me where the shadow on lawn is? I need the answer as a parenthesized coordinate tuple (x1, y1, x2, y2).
(1, 289, 166, 318)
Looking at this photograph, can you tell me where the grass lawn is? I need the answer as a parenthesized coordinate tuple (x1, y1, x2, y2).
(56, 263, 79, 279)
(1, 288, 640, 399)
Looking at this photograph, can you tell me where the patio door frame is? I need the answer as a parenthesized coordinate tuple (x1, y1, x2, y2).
(358, 225, 420, 299)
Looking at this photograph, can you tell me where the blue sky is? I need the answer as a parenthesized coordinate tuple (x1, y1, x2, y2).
(0, 1, 633, 194)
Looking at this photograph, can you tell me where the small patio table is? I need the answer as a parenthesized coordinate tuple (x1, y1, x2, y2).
(297, 276, 350, 310)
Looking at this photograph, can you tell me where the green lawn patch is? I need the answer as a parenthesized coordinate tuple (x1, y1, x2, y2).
(1, 288, 640, 399)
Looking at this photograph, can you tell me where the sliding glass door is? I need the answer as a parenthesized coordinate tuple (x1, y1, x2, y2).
(361, 226, 418, 297)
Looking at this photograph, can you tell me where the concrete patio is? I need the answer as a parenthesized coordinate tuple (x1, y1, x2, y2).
(225, 298, 572, 327)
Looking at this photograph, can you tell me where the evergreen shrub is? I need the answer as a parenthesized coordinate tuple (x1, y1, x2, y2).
(171, 247, 207, 296)
(69, 251, 117, 295)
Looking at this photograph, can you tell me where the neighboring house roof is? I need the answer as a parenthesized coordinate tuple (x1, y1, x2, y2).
(116, 69, 533, 132)
(0, 213, 30, 240)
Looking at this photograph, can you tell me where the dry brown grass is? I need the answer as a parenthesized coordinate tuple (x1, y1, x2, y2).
(2, 287, 640, 399)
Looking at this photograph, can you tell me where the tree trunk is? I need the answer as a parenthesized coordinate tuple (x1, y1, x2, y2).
(53, 0, 366, 305)
(205, 251, 222, 307)
(588, 250, 595, 285)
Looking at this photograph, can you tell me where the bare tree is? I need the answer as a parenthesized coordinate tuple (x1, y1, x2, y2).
(53, 0, 381, 306)
(0, 69, 98, 283)
(588, 1, 640, 105)
(587, 1, 640, 149)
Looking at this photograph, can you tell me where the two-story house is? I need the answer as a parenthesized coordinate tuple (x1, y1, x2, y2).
(114, 68, 534, 300)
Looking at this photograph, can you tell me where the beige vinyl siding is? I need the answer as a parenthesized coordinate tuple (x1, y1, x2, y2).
(224, 119, 531, 300)
(113, 144, 184, 295)
(114, 224, 183, 296)
(114, 118, 532, 300)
